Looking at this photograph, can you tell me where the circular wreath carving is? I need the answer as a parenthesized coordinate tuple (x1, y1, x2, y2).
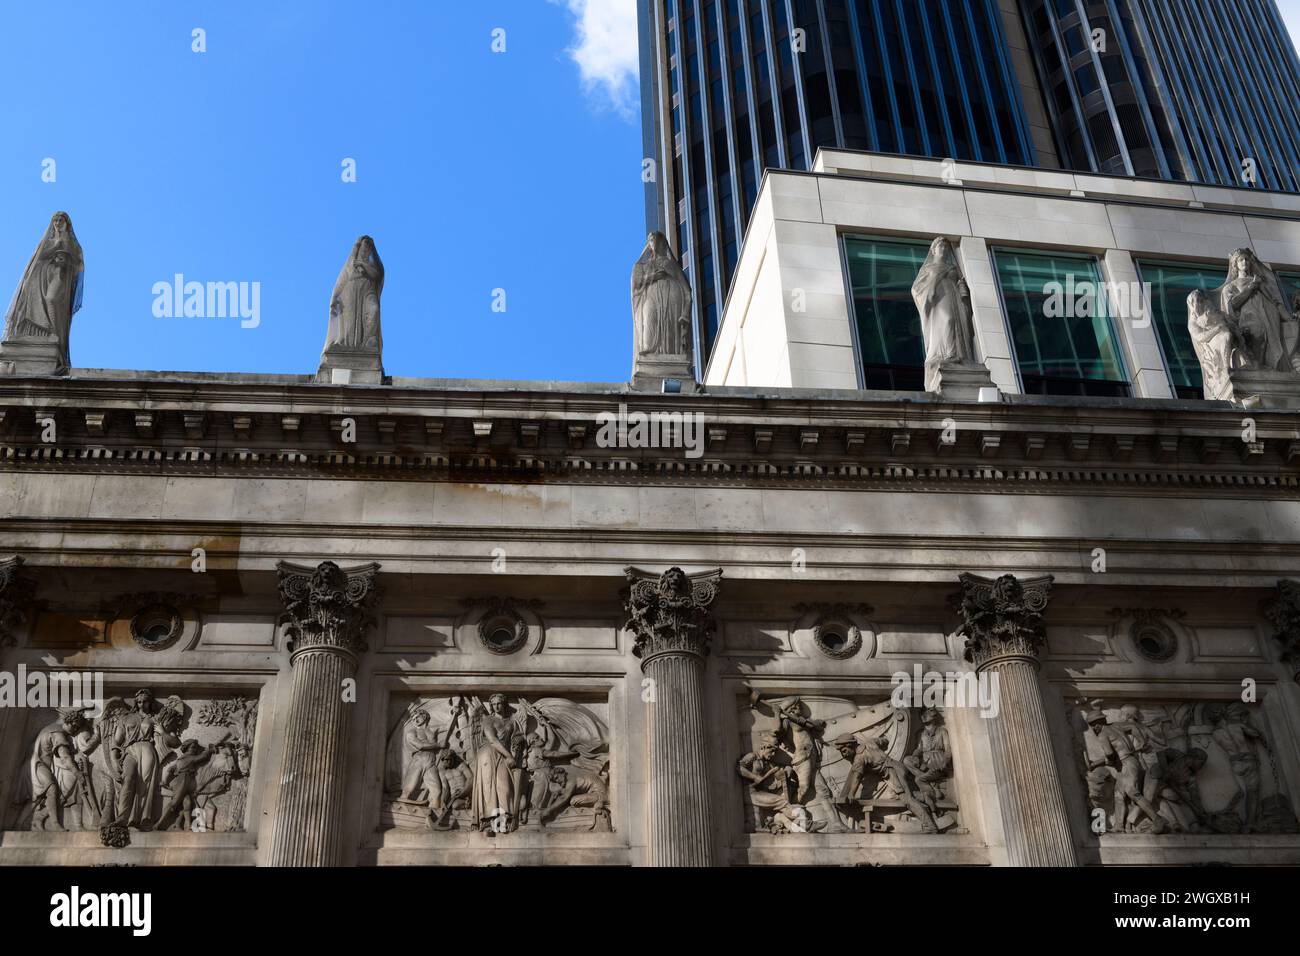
(129, 603, 184, 651)
(812, 618, 862, 660)
(477, 611, 529, 655)
(1132, 619, 1178, 663)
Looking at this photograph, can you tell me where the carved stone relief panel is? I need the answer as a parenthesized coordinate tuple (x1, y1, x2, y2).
(737, 694, 962, 835)
(7, 690, 258, 845)
(382, 693, 611, 834)
(1075, 699, 1299, 835)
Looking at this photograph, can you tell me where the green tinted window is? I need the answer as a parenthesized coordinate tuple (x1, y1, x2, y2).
(843, 235, 929, 390)
(1134, 260, 1226, 399)
(993, 248, 1129, 397)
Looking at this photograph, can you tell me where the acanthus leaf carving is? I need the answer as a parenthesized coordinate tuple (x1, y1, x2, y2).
(953, 572, 1053, 668)
(276, 560, 381, 657)
(621, 566, 722, 664)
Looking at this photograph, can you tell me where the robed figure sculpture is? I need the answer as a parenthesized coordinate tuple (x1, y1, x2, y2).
(631, 232, 694, 388)
(1211, 248, 1295, 372)
(1187, 289, 1243, 402)
(1, 212, 84, 373)
(911, 237, 983, 393)
(324, 235, 384, 351)
(317, 235, 385, 383)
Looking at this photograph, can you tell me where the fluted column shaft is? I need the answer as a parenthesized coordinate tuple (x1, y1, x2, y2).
(268, 644, 357, 866)
(268, 560, 380, 867)
(956, 572, 1077, 867)
(623, 566, 722, 868)
(978, 656, 1078, 866)
(644, 650, 714, 866)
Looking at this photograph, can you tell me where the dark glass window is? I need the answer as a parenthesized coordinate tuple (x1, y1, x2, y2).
(843, 235, 931, 390)
(994, 249, 1130, 397)
(1134, 260, 1227, 399)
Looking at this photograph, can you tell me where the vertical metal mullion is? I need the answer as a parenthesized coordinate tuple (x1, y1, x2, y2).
(961, 0, 1009, 163)
(1039, 1, 1098, 170)
(845, 0, 880, 152)
(736, 0, 765, 189)
(713, 0, 744, 254)
(758, 0, 789, 169)
(781, 0, 815, 167)
(1102, 0, 1173, 179)
(1072, 0, 1135, 176)
(916, 0, 958, 159)
(815, 0, 846, 148)
(891, 0, 932, 156)
(1216, 0, 1300, 191)
(1137, 0, 1229, 183)
(1160, 0, 1249, 184)
(1200, 0, 1284, 188)
(938, 0, 982, 161)
(1112, 0, 1196, 181)
(979, 0, 1035, 162)
(867, 0, 906, 153)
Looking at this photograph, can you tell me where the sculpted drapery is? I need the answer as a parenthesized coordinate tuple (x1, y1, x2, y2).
(2, 212, 84, 369)
(324, 235, 384, 352)
(632, 232, 691, 358)
(911, 237, 978, 391)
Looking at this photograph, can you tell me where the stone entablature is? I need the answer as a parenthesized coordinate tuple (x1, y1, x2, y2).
(3, 377, 1300, 481)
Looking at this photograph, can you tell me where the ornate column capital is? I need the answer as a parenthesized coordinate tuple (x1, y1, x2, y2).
(0, 555, 36, 647)
(1263, 579, 1300, 682)
(622, 566, 721, 667)
(276, 560, 381, 661)
(953, 572, 1054, 670)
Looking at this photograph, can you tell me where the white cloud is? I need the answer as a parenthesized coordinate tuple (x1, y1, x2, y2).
(550, 0, 640, 119)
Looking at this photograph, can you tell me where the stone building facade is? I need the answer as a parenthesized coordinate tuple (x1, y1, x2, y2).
(3, 156, 1300, 867)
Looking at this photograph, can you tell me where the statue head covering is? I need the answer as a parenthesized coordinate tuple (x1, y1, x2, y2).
(2, 212, 85, 366)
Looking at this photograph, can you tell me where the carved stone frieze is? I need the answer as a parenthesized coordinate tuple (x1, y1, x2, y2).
(10, 689, 258, 845)
(737, 694, 960, 835)
(1077, 699, 1299, 835)
(276, 560, 381, 658)
(954, 572, 1054, 669)
(383, 694, 611, 834)
(622, 566, 722, 664)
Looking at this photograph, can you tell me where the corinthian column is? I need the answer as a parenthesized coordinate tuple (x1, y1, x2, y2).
(955, 572, 1078, 867)
(268, 560, 380, 867)
(623, 566, 721, 867)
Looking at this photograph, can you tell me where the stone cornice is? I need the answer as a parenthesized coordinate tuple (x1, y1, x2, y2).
(1, 377, 1298, 489)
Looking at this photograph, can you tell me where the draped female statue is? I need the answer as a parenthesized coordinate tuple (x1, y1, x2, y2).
(631, 232, 692, 358)
(324, 235, 384, 352)
(2, 212, 84, 370)
(911, 237, 979, 391)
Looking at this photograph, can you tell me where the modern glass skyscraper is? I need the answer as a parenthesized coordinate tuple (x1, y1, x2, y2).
(638, 0, 1059, 360)
(1018, 0, 1300, 189)
(640, 0, 1300, 363)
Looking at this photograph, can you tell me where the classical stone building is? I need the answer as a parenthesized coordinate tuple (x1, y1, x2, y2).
(3, 154, 1300, 867)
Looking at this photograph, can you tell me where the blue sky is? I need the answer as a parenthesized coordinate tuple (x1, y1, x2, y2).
(2, 2, 1300, 382)
(0, 1, 644, 382)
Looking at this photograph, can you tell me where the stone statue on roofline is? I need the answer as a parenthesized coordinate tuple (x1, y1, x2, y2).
(0, 212, 84, 376)
(631, 231, 696, 392)
(317, 235, 384, 385)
